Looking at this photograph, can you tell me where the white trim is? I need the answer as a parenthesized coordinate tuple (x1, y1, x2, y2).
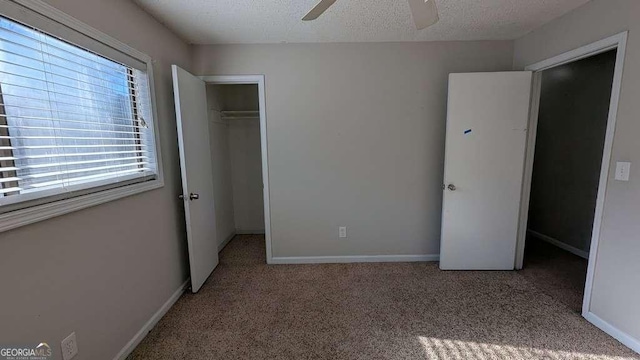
(524, 33, 622, 72)
(270, 254, 439, 264)
(0, 0, 165, 232)
(583, 312, 640, 354)
(199, 75, 274, 265)
(218, 232, 236, 252)
(528, 230, 589, 259)
(516, 32, 628, 319)
(146, 58, 165, 199)
(112, 278, 189, 360)
(582, 32, 627, 318)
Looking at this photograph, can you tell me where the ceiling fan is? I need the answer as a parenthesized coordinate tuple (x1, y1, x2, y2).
(302, 0, 439, 30)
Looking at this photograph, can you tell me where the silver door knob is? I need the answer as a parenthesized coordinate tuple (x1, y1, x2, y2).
(179, 193, 200, 200)
(447, 184, 456, 191)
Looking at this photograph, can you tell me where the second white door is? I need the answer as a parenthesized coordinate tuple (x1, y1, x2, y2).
(440, 72, 532, 270)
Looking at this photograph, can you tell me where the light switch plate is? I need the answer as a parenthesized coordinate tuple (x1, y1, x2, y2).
(615, 162, 631, 181)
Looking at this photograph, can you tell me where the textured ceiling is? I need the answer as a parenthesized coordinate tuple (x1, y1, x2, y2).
(134, 0, 590, 44)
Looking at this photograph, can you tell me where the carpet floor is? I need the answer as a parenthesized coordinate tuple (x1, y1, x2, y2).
(128, 235, 638, 360)
(519, 236, 588, 313)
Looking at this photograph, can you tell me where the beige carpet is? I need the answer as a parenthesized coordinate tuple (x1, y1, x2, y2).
(519, 236, 588, 313)
(129, 235, 638, 360)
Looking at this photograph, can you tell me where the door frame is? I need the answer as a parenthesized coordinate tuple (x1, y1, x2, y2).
(515, 32, 628, 317)
(200, 75, 273, 264)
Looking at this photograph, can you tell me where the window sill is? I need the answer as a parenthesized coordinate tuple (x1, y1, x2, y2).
(0, 179, 164, 233)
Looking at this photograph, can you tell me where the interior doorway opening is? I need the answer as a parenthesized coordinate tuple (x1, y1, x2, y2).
(204, 79, 271, 262)
(521, 49, 617, 313)
(172, 68, 271, 292)
(207, 83, 263, 242)
(517, 41, 624, 315)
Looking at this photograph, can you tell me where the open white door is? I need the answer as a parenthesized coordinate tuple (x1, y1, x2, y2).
(172, 65, 219, 292)
(440, 72, 532, 270)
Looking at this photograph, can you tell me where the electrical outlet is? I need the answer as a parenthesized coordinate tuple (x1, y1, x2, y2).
(61, 332, 78, 360)
(615, 162, 631, 181)
(339, 226, 347, 238)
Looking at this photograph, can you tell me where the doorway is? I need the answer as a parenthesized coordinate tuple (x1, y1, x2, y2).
(515, 33, 628, 317)
(207, 83, 266, 250)
(172, 69, 272, 292)
(202, 76, 272, 263)
(520, 49, 617, 313)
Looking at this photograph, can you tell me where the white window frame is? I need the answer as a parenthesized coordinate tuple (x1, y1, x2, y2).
(0, 0, 164, 232)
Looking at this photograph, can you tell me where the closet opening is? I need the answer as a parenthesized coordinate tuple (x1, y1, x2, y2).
(519, 49, 618, 313)
(204, 77, 272, 262)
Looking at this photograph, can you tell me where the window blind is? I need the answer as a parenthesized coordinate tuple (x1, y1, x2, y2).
(0, 15, 157, 209)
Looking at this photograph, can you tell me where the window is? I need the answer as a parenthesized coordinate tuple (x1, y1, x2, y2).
(0, 2, 161, 228)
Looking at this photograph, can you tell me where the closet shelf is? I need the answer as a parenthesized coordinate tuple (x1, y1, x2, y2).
(220, 110, 260, 119)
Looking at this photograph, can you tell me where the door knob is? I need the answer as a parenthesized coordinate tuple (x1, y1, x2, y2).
(447, 184, 456, 191)
(179, 193, 200, 200)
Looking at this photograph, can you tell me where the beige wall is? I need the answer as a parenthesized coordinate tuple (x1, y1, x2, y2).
(206, 85, 236, 248)
(514, 0, 640, 342)
(192, 41, 514, 258)
(0, 0, 191, 359)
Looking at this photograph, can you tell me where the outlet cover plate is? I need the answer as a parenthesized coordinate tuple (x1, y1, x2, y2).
(339, 226, 347, 238)
(615, 162, 631, 181)
(61, 332, 78, 360)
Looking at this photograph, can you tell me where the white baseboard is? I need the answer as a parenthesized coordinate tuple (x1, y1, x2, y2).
(270, 254, 439, 264)
(218, 232, 236, 252)
(528, 230, 589, 259)
(235, 229, 266, 235)
(584, 312, 640, 354)
(112, 278, 190, 360)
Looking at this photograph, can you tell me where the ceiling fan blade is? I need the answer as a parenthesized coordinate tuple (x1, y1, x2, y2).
(407, 0, 439, 30)
(302, 0, 338, 21)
